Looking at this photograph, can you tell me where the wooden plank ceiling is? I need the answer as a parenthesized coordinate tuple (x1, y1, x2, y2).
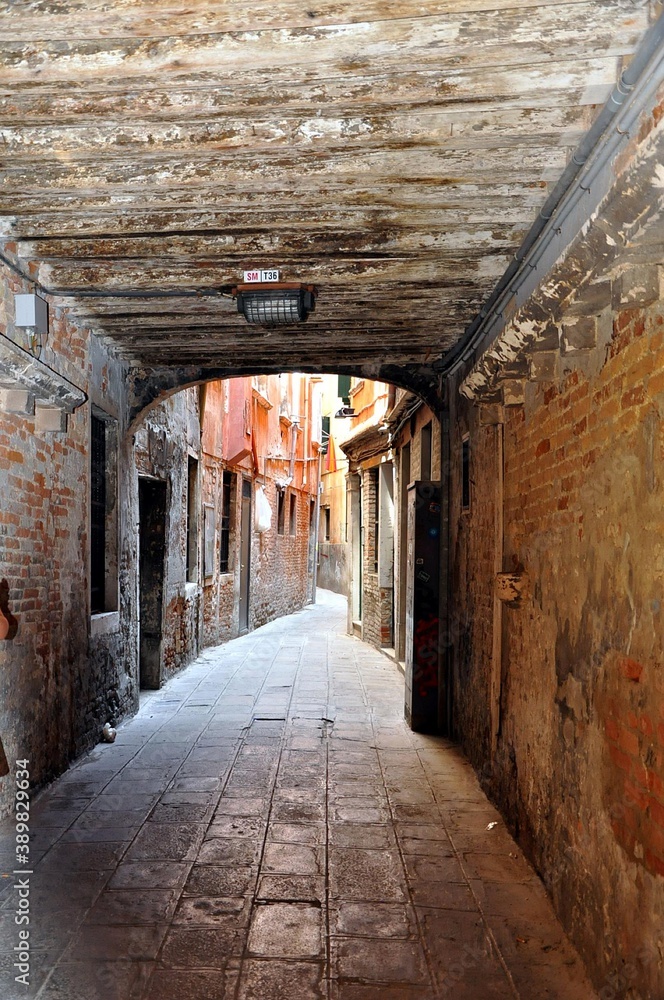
(0, 0, 654, 373)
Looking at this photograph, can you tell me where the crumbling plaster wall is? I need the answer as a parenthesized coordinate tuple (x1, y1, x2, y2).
(317, 542, 348, 595)
(451, 288, 664, 995)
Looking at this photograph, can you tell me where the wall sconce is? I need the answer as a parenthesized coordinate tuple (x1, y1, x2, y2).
(14, 293, 48, 359)
(233, 283, 317, 328)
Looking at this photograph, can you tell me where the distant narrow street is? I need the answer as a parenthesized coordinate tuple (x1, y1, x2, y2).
(1, 592, 595, 999)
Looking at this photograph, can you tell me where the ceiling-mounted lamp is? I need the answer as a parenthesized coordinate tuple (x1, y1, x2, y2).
(232, 271, 317, 328)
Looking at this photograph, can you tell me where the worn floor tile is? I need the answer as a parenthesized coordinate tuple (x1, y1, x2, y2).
(173, 895, 251, 926)
(329, 847, 407, 901)
(196, 837, 259, 866)
(248, 903, 323, 958)
(38, 960, 154, 1000)
(183, 864, 256, 897)
(262, 842, 324, 875)
(63, 925, 168, 962)
(125, 824, 205, 862)
(332, 937, 429, 984)
(237, 959, 325, 999)
(257, 874, 326, 903)
(84, 889, 178, 926)
(158, 926, 239, 967)
(109, 861, 190, 890)
(331, 901, 413, 939)
(143, 968, 238, 1000)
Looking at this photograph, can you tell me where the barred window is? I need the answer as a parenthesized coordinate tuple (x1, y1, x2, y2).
(90, 410, 118, 614)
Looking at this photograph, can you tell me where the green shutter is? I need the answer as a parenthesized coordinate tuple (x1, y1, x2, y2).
(337, 374, 351, 404)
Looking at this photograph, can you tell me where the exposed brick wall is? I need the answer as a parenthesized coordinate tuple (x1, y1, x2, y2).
(358, 465, 393, 648)
(452, 291, 664, 994)
(0, 263, 135, 818)
(250, 480, 314, 630)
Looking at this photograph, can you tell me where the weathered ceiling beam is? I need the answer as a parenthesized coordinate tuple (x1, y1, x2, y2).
(0, 63, 621, 123)
(0, 185, 552, 221)
(8, 226, 527, 261)
(1, 5, 646, 87)
(0, 107, 595, 159)
(0, 205, 559, 240)
(32, 255, 512, 293)
(0, 146, 572, 191)
(7, 0, 640, 42)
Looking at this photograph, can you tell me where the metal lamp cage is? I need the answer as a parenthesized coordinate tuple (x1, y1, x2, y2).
(234, 283, 317, 327)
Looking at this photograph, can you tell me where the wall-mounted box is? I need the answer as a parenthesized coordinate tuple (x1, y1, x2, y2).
(15, 294, 48, 334)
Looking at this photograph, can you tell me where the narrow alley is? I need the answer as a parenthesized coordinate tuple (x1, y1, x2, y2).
(1, 592, 595, 1000)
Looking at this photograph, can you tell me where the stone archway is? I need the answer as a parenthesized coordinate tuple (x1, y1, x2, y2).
(126, 361, 443, 431)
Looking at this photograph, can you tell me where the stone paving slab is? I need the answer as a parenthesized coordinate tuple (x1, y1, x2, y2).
(0, 591, 598, 1000)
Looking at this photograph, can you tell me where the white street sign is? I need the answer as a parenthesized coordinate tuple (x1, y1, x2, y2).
(243, 269, 280, 283)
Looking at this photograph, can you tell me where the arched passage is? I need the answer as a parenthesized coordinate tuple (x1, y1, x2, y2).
(126, 361, 442, 431)
(127, 370, 445, 713)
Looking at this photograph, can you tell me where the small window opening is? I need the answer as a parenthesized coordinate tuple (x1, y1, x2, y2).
(220, 471, 234, 573)
(277, 490, 286, 535)
(186, 456, 198, 581)
(461, 437, 471, 512)
(421, 421, 432, 481)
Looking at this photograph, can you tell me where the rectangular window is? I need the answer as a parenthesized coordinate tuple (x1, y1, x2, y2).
(462, 437, 471, 511)
(421, 421, 432, 481)
(220, 471, 233, 573)
(203, 504, 215, 580)
(324, 507, 331, 541)
(277, 489, 285, 535)
(90, 414, 106, 614)
(186, 456, 198, 582)
(289, 493, 297, 535)
(321, 414, 330, 454)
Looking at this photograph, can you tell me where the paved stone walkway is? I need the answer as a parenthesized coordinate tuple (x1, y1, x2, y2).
(0, 591, 597, 1000)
